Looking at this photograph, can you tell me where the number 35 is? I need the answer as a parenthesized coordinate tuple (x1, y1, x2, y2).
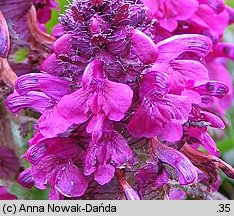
(218, 204, 231, 212)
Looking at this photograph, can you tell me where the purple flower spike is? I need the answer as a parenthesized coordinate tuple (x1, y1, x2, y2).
(4, 0, 234, 200)
(157, 34, 212, 62)
(150, 139, 198, 185)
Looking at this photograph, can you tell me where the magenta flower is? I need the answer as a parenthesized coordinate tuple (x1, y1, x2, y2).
(57, 60, 133, 126)
(150, 138, 198, 185)
(34, 0, 59, 24)
(21, 137, 88, 199)
(5, 0, 234, 200)
(84, 115, 134, 185)
(0, 186, 17, 200)
(7, 73, 74, 137)
(127, 72, 192, 141)
(141, 0, 199, 32)
(189, 2, 229, 38)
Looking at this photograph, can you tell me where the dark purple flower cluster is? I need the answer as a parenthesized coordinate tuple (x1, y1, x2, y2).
(5, 0, 234, 199)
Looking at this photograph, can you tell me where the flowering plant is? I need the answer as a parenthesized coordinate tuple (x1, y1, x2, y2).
(1, 0, 234, 200)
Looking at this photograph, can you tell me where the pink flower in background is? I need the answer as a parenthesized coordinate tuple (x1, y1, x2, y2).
(0, 186, 17, 200)
(0, 147, 21, 180)
(141, 0, 199, 32)
(34, 0, 59, 24)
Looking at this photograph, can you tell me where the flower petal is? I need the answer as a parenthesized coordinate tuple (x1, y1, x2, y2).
(55, 163, 88, 198)
(158, 120, 183, 142)
(94, 164, 115, 185)
(198, 0, 225, 14)
(82, 60, 104, 89)
(128, 94, 191, 139)
(0, 10, 10, 58)
(25, 137, 84, 164)
(135, 162, 158, 197)
(131, 29, 158, 64)
(140, 71, 171, 97)
(193, 81, 229, 99)
(101, 80, 133, 121)
(57, 88, 90, 124)
(40, 53, 65, 76)
(39, 106, 74, 138)
(191, 4, 229, 35)
(6, 91, 49, 113)
(150, 139, 197, 185)
(17, 168, 34, 189)
(154, 167, 169, 189)
(157, 34, 212, 62)
(186, 126, 220, 157)
(53, 34, 72, 56)
(16, 73, 71, 99)
(0, 186, 17, 200)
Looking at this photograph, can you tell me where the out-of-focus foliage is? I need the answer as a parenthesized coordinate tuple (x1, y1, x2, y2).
(14, 49, 29, 63)
(218, 0, 234, 200)
(46, 0, 68, 33)
(226, 0, 234, 7)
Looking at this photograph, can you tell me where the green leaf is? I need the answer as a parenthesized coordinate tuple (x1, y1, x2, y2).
(14, 48, 29, 62)
(45, 0, 69, 34)
(225, 0, 234, 8)
(9, 184, 49, 200)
